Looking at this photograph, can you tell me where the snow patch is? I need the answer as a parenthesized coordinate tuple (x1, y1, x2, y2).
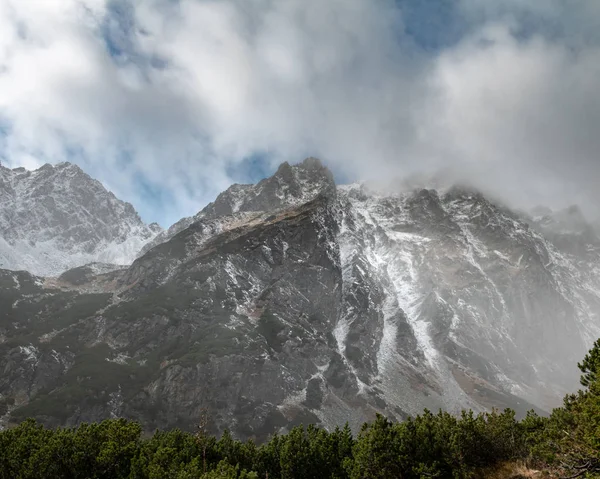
(19, 344, 39, 364)
(106, 353, 130, 365)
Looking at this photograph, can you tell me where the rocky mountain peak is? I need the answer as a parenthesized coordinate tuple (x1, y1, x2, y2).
(203, 157, 335, 218)
(141, 158, 336, 255)
(148, 222, 163, 233)
(2, 158, 600, 441)
(0, 162, 161, 276)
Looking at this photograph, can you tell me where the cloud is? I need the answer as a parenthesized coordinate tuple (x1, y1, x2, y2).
(0, 0, 598, 224)
(424, 10, 600, 211)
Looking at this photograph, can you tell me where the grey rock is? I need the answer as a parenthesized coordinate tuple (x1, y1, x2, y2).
(0, 162, 161, 276)
(1, 158, 599, 443)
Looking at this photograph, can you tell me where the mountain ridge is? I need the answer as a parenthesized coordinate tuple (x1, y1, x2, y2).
(1, 158, 599, 441)
(140, 157, 335, 255)
(0, 161, 162, 276)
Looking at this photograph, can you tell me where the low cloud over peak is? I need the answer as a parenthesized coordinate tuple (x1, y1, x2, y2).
(0, 0, 598, 226)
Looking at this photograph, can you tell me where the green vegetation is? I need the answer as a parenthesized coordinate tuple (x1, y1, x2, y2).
(1, 288, 112, 345)
(176, 326, 245, 366)
(2, 339, 600, 478)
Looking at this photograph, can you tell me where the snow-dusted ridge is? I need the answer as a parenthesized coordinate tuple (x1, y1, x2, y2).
(2, 158, 600, 433)
(333, 182, 600, 412)
(0, 162, 162, 276)
(140, 157, 335, 255)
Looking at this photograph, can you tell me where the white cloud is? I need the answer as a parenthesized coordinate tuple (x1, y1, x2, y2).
(425, 19, 600, 210)
(0, 0, 599, 224)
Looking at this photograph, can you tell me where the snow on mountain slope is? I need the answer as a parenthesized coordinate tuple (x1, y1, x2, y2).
(2, 158, 600, 439)
(334, 184, 600, 412)
(0, 162, 161, 276)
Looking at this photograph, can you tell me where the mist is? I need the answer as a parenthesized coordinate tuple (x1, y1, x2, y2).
(0, 0, 599, 226)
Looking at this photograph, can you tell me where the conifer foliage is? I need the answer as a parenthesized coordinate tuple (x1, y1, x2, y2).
(1, 339, 600, 478)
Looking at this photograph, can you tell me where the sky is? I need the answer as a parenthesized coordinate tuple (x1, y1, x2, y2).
(0, 0, 599, 226)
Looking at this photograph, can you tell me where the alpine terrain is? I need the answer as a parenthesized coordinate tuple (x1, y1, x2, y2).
(0, 162, 162, 276)
(1, 158, 599, 441)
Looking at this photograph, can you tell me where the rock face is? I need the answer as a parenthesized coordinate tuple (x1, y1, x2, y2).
(1, 158, 600, 441)
(0, 162, 161, 276)
(140, 158, 335, 255)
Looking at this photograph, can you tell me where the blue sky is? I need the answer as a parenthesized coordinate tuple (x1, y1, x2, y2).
(0, 0, 599, 226)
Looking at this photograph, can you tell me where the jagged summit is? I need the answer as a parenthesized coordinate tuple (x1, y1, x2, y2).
(0, 162, 161, 276)
(205, 156, 335, 217)
(141, 157, 336, 254)
(2, 157, 600, 440)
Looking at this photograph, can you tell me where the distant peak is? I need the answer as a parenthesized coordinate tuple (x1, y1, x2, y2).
(274, 161, 294, 180)
(272, 157, 334, 184)
(2, 161, 85, 175)
(30, 162, 87, 176)
(148, 222, 163, 233)
(193, 157, 335, 221)
(275, 157, 327, 173)
(56, 161, 75, 170)
(56, 162, 85, 174)
(0, 160, 159, 276)
(444, 184, 487, 201)
(300, 157, 324, 169)
(276, 161, 291, 172)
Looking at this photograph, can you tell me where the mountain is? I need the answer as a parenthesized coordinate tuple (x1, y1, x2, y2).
(1, 158, 599, 441)
(0, 162, 161, 276)
(140, 158, 335, 255)
(527, 204, 600, 257)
